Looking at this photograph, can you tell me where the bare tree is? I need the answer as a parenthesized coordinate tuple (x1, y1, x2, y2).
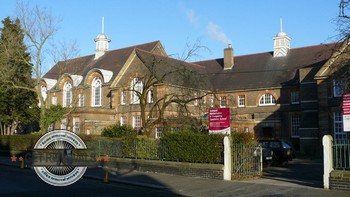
(122, 46, 213, 136)
(329, 0, 350, 93)
(0, 2, 81, 133)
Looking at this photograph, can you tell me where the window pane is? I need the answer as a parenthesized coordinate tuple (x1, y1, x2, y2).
(92, 77, 102, 106)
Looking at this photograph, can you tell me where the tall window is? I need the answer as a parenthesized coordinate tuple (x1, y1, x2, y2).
(120, 116, 126, 126)
(51, 96, 57, 105)
(121, 91, 126, 105)
(333, 79, 344, 97)
(60, 118, 67, 130)
(155, 127, 164, 139)
(194, 93, 198, 106)
(63, 81, 72, 107)
(131, 78, 143, 104)
(73, 117, 79, 133)
(220, 96, 227, 108)
(334, 112, 348, 143)
(133, 116, 141, 130)
(259, 93, 276, 106)
(291, 91, 300, 104)
(209, 94, 214, 107)
(147, 90, 154, 103)
(291, 114, 300, 137)
(41, 85, 47, 101)
(79, 94, 84, 107)
(238, 95, 245, 107)
(92, 77, 102, 106)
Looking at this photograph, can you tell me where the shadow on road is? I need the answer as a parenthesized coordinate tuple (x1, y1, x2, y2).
(263, 158, 323, 188)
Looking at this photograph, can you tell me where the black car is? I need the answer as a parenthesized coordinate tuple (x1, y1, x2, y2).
(258, 139, 296, 165)
(254, 146, 274, 166)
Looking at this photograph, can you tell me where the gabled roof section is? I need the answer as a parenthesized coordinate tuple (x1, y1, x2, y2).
(315, 41, 346, 79)
(43, 41, 162, 81)
(134, 49, 212, 90)
(194, 43, 338, 91)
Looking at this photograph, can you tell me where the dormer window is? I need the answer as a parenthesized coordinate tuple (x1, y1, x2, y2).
(259, 93, 276, 106)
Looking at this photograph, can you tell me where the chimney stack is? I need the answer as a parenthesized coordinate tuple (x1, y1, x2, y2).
(224, 44, 234, 70)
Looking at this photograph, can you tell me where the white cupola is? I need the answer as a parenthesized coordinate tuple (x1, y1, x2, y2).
(273, 17, 291, 57)
(94, 17, 111, 60)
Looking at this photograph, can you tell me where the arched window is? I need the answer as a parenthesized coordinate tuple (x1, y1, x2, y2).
(130, 78, 143, 104)
(259, 93, 276, 106)
(92, 77, 102, 106)
(63, 81, 72, 107)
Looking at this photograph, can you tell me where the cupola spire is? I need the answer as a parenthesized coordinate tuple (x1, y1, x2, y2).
(94, 16, 111, 60)
(273, 17, 291, 57)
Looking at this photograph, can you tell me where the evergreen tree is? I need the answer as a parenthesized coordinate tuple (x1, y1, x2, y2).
(0, 17, 38, 135)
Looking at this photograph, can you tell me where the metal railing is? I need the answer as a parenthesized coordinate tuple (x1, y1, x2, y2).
(333, 140, 350, 170)
(86, 138, 224, 164)
(231, 144, 262, 178)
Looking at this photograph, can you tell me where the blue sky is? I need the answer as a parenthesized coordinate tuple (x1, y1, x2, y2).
(0, 0, 342, 65)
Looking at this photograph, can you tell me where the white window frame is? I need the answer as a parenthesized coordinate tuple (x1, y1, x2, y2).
(60, 118, 67, 130)
(210, 94, 214, 107)
(79, 94, 84, 107)
(63, 81, 72, 107)
(334, 112, 348, 143)
(220, 96, 227, 108)
(291, 114, 300, 137)
(73, 117, 79, 133)
(92, 77, 102, 107)
(41, 85, 47, 101)
(147, 90, 154, 104)
(48, 123, 54, 132)
(121, 90, 127, 105)
(51, 96, 57, 106)
(238, 95, 245, 107)
(120, 116, 126, 126)
(259, 93, 276, 106)
(333, 79, 344, 97)
(131, 78, 143, 104)
(132, 116, 141, 130)
(155, 127, 164, 139)
(291, 91, 300, 104)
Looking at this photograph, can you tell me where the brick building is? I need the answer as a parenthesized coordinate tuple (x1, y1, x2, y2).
(41, 23, 348, 154)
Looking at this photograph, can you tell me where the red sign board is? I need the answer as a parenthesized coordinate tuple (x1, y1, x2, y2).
(208, 108, 230, 134)
(343, 93, 350, 115)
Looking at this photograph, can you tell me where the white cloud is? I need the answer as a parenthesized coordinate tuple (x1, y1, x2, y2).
(186, 9, 198, 24)
(206, 22, 232, 45)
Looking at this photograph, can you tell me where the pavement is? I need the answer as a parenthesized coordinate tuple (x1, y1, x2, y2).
(1, 156, 350, 197)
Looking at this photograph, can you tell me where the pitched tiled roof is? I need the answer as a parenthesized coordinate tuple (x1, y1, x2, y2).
(43, 41, 161, 80)
(194, 43, 339, 92)
(135, 49, 212, 90)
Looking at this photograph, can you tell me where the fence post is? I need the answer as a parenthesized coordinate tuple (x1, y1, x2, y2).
(322, 135, 333, 189)
(223, 136, 232, 181)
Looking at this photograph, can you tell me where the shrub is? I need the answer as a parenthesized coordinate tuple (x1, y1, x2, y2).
(0, 135, 42, 153)
(231, 131, 256, 144)
(101, 124, 136, 138)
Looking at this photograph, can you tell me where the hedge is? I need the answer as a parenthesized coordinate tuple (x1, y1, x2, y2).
(160, 131, 225, 163)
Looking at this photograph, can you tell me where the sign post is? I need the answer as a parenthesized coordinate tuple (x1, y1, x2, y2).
(343, 93, 350, 132)
(208, 108, 231, 135)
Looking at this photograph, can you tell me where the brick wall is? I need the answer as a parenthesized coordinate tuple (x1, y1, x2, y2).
(106, 158, 224, 180)
(330, 170, 350, 191)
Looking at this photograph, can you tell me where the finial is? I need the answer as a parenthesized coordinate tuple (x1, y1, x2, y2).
(280, 17, 283, 32)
